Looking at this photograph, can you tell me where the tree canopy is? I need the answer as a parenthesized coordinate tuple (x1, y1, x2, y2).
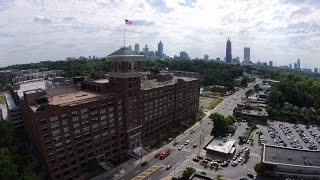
(209, 113, 235, 137)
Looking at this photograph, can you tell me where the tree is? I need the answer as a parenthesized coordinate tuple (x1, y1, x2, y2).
(245, 89, 253, 97)
(0, 148, 19, 180)
(20, 171, 40, 180)
(0, 121, 13, 149)
(209, 113, 228, 137)
(254, 162, 266, 176)
(181, 167, 195, 180)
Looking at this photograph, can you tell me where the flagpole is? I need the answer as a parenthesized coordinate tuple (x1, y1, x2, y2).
(124, 21, 126, 48)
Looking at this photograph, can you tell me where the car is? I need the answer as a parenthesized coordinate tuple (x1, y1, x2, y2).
(193, 144, 198, 148)
(210, 161, 218, 166)
(221, 161, 229, 167)
(197, 155, 203, 160)
(173, 141, 179, 146)
(231, 161, 238, 166)
(178, 145, 183, 150)
(238, 157, 243, 162)
(166, 165, 172, 170)
(223, 107, 225, 109)
(141, 161, 148, 166)
(184, 140, 190, 145)
(214, 159, 222, 163)
(247, 140, 251, 144)
(232, 156, 237, 161)
(239, 178, 248, 180)
(205, 157, 212, 161)
(247, 173, 254, 178)
(193, 158, 200, 162)
(190, 130, 194, 134)
(208, 121, 211, 124)
(154, 152, 160, 158)
(168, 138, 173, 141)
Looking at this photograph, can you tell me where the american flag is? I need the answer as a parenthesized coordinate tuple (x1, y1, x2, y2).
(125, 19, 132, 25)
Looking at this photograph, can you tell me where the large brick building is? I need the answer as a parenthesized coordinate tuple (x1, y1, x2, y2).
(21, 48, 200, 180)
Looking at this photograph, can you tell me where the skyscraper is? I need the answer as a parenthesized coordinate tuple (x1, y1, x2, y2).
(180, 51, 189, 60)
(226, 38, 232, 63)
(204, 54, 209, 61)
(244, 47, 250, 63)
(134, 43, 139, 53)
(269, 61, 273, 67)
(158, 41, 163, 58)
(297, 59, 301, 69)
(143, 45, 149, 57)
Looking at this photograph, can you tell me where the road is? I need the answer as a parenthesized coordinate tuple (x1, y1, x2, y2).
(107, 85, 254, 180)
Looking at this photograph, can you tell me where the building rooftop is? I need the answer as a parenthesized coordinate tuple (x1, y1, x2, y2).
(206, 138, 236, 154)
(141, 76, 198, 90)
(5, 92, 17, 110)
(241, 109, 268, 116)
(14, 79, 48, 99)
(108, 47, 142, 57)
(263, 144, 320, 168)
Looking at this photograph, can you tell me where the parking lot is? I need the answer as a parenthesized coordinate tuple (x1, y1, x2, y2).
(259, 121, 320, 150)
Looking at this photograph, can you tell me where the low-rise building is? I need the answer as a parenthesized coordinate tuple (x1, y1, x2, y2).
(262, 144, 320, 179)
(206, 138, 236, 158)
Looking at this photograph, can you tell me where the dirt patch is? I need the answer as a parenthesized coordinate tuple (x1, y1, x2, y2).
(200, 96, 214, 109)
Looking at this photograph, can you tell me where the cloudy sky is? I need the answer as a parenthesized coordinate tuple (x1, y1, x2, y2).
(1, 0, 320, 68)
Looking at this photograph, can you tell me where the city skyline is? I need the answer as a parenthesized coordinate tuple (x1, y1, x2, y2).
(1, 0, 320, 67)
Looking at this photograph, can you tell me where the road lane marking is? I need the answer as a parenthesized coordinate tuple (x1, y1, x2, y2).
(132, 163, 162, 180)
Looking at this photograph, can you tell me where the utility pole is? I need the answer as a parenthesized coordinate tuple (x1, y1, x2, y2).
(140, 149, 142, 164)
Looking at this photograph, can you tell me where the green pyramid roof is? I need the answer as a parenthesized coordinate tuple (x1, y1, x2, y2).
(108, 47, 140, 56)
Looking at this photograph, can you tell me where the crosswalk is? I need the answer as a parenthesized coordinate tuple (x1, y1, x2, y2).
(168, 159, 190, 176)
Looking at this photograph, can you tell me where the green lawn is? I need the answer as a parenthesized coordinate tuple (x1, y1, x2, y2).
(207, 97, 223, 110)
(0, 95, 5, 104)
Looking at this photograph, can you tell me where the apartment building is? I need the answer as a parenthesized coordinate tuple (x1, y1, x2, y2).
(21, 47, 200, 179)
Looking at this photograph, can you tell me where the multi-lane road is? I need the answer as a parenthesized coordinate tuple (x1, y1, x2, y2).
(93, 83, 256, 180)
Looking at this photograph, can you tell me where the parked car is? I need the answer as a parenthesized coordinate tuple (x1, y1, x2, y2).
(247, 173, 254, 178)
(193, 158, 200, 162)
(197, 155, 203, 160)
(231, 161, 238, 166)
(166, 165, 172, 170)
(178, 145, 183, 150)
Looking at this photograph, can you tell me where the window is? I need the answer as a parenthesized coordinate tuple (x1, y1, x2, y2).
(63, 127, 69, 133)
(92, 124, 98, 129)
(49, 116, 58, 122)
(52, 130, 60, 136)
(81, 108, 88, 114)
(55, 142, 62, 148)
(73, 123, 79, 129)
(101, 115, 107, 121)
(74, 129, 80, 134)
(100, 108, 106, 114)
(72, 116, 79, 122)
(83, 127, 89, 132)
(94, 135, 100, 140)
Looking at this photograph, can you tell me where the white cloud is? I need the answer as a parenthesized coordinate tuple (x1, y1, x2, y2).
(0, 0, 319, 68)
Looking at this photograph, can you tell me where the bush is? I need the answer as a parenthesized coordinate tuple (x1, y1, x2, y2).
(200, 171, 206, 175)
